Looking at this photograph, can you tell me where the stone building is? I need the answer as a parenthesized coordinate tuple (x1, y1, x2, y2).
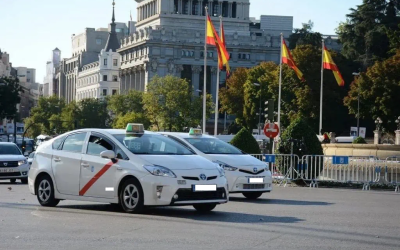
(0, 50, 12, 77)
(42, 48, 61, 97)
(118, 0, 282, 103)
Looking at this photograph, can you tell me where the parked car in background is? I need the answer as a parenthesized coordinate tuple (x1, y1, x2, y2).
(0, 142, 30, 184)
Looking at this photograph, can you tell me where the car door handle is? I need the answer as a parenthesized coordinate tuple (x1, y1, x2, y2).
(81, 163, 90, 168)
(54, 157, 61, 162)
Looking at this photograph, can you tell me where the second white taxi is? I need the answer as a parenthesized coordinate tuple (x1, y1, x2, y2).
(28, 124, 228, 213)
(160, 129, 273, 199)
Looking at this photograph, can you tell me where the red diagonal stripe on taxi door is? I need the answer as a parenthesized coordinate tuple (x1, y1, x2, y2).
(79, 160, 118, 196)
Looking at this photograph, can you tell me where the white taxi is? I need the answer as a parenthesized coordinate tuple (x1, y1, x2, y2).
(28, 124, 228, 213)
(160, 129, 272, 199)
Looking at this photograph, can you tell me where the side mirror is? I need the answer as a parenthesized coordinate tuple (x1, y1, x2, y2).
(100, 150, 116, 160)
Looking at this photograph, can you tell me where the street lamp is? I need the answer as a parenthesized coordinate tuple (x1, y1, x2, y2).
(375, 117, 383, 132)
(395, 116, 400, 131)
(352, 72, 361, 136)
(253, 83, 262, 136)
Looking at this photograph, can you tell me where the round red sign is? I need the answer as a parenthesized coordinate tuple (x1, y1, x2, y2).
(263, 123, 280, 138)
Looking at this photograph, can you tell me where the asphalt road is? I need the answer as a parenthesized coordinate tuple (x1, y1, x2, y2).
(0, 181, 399, 250)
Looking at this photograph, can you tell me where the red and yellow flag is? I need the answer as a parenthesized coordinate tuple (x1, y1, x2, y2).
(323, 46, 344, 86)
(219, 22, 231, 76)
(206, 15, 230, 71)
(281, 39, 304, 81)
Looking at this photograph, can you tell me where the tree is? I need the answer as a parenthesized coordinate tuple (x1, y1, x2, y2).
(143, 75, 214, 131)
(0, 76, 23, 119)
(28, 96, 65, 135)
(344, 50, 400, 132)
(337, 0, 400, 67)
(78, 99, 109, 129)
(107, 90, 145, 127)
(288, 21, 323, 49)
(230, 128, 260, 154)
(114, 112, 151, 129)
(61, 101, 80, 131)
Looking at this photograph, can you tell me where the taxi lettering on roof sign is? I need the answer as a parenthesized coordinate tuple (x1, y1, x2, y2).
(189, 128, 202, 136)
(126, 123, 144, 134)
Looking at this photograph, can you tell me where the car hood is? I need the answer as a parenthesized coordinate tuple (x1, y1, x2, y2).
(137, 155, 218, 170)
(0, 155, 25, 161)
(202, 154, 266, 168)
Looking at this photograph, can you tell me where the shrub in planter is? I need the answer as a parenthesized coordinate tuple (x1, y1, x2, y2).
(230, 128, 260, 154)
(353, 137, 367, 144)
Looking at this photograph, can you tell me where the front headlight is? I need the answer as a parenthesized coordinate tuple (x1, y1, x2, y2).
(214, 161, 238, 171)
(18, 160, 27, 166)
(143, 165, 177, 178)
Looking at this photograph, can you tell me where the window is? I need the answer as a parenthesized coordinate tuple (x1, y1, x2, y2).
(113, 59, 118, 66)
(104, 59, 108, 66)
(87, 135, 114, 156)
(27, 78, 31, 82)
(112, 89, 117, 95)
(112, 134, 194, 155)
(112, 75, 118, 81)
(102, 89, 107, 96)
(96, 38, 102, 45)
(27, 70, 30, 73)
(185, 138, 243, 155)
(61, 133, 87, 153)
(103, 75, 108, 81)
(52, 136, 66, 150)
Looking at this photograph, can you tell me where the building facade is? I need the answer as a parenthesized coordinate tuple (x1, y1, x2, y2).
(0, 50, 12, 77)
(42, 48, 61, 97)
(13, 67, 39, 119)
(118, 0, 282, 103)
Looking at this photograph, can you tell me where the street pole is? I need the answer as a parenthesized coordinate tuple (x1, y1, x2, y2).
(277, 33, 283, 130)
(214, 16, 222, 136)
(319, 39, 325, 135)
(357, 94, 360, 137)
(202, 6, 208, 133)
(258, 91, 261, 136)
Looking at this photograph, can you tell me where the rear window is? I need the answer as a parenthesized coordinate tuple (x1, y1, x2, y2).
(52, 136, 66, 150)
(0, 144, 22, 155)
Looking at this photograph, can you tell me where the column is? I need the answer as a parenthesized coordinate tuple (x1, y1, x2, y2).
(192, 66, 201, 96)
(188, 0, 192, 15)
(219, 1, 222, 16)
(199, 0, 203, 16)
(396, 130, 400, 145)
(124, 71, 127, 92)
(228, 2, 232, 18)
(130, 69, 133, 90)
(135, 67, 140, 90)
(179, 0, 182, 14)
(155, 0, 158, 14)
(137, 8, 140, 21)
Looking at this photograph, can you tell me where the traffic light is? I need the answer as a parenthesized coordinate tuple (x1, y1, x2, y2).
(21, 141, 26, 154)
(264, 99, 275, 122)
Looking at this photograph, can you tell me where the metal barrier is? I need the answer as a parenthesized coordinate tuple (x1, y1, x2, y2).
(250, 154, 400, 192)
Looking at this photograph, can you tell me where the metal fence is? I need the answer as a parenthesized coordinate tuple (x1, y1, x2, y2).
(250, 154, 400, 192)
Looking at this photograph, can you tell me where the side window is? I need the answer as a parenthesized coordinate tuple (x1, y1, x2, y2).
(167, 135, 195, 153)
(115, 146, 129, 160)
(61, 133, 87, 153)
(87, 135, 113, 156)
(52, 136, 66, 150)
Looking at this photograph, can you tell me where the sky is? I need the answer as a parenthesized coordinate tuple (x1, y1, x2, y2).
(0, 0, 361, 83)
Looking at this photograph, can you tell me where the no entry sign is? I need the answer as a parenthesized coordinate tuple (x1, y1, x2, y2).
(264, 123, 280, 138)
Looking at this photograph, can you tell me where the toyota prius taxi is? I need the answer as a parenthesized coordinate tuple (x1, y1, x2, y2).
(160, 129, 272, 199)
(28, 124, 228, 213)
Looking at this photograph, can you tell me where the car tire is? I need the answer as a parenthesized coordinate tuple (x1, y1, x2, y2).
(10, 179, 16, 184)
(36, 176, 60, 207)
(242, 192, 263, 200)
(20, 178, 28, 184)
(119, 178, 144, 213)
(193, 204, 217, 213)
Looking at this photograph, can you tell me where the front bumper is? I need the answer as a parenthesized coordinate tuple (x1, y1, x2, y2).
(0, 164, 30, 180)
(140, 173, 229, 206)
(226, 170, 273, 193)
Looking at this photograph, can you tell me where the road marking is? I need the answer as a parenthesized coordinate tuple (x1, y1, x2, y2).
(79, 160, 118, 196)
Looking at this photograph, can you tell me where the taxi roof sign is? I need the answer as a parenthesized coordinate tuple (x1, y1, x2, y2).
(126, 123, 144, 134)
(189, 128, 202, 136)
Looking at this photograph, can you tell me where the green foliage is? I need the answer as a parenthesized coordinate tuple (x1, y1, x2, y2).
(288, 21, 323, 49)
(353, 137, 367, 144)
(337, 0, 400, 67)
(230, 128, 260, 154)
(77, 99, 109, 129)
(143, 75, 214, 131)
(344, 50, 400, 131)
(0, 76, 23, 119)
(107, 90, 145, 127)
(114, 112, 151, 130)
(278, 117, 323, 157)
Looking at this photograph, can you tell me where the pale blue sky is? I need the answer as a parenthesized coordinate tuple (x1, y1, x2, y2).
(0, 0, 361, 83)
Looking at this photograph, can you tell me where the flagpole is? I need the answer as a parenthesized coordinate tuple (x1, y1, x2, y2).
(203, 6, 208, 133)
(214, 16, 222, 136)
(277, 33, 283, 130)
(319, 39, 325, 135)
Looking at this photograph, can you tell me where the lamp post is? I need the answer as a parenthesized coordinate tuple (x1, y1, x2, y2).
(375, 117, 383, 131)
(196, 89, 203, 129)
(352, 72, 361, 136)
(395, 116, 400, 131)
(253, 83, 262, 136)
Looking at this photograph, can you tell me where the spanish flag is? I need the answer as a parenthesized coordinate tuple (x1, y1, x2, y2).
(219, 21, 231, 76)
(206, 15, 230, 70)
(323, 46, 344, 86)
(281, 39, 304, 81)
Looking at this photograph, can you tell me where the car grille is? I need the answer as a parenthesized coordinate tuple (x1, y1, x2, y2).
(182, 176, 218, 181)
(0, 172, 20, 177)
(239, 169, 265, 175)
(173, 188, 226, 202)
(0, 161, 19, 168)
(243, 184, 265, 189)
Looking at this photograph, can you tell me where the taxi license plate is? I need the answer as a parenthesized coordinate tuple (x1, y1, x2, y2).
(0, 168, 17, 173)
(192, 185, 217, 192)
(249, 178, 264, 183)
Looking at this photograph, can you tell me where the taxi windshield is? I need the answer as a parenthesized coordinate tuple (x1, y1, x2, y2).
(185, 138, 243, 155)
(113, 134, 194, 155)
